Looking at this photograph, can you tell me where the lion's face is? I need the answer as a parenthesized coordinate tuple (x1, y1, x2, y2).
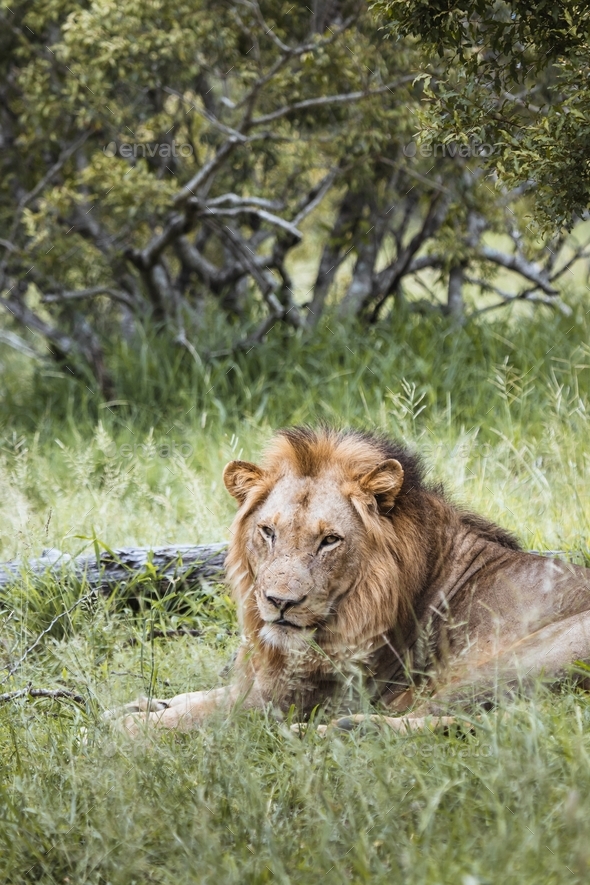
(247, 472, 364, 648)
(223, 450, 405, 652)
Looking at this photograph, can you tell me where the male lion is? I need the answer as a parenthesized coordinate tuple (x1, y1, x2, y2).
(122, 427, 590, 734)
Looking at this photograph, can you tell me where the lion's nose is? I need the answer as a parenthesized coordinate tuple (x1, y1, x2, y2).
(266, 594, 286, 609)
(266, 593, 307, 610)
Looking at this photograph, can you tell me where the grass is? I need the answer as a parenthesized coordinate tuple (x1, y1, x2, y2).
(0, 301, 590, 883)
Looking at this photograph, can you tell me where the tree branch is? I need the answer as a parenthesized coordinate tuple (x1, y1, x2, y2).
(371, 191, 451, 317)
(0, 289, 114, 395)
(291, 170, 337, 228)
(468, 276, 572, 316)
(249, 77, 417, 128)
(201, 193, 284, 210)
(42, 286, 137, 311)
(175, 235, 223, 286)
(407, 255, 444, 273)
(173, 137, 243, 206)
(478, 245, 558, 295)
(234, 3, 363, 118)
(208, 306, 284, 358)
(192, 203, 303, 240)
(0, 294, 76, 359)
(548, 239, 590, 283)
(127, 214, 193, 270)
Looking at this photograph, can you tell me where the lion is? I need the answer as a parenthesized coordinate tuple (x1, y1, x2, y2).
(121, 426, 590, 735)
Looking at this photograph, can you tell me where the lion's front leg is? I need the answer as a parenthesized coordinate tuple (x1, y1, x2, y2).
(120, 685, 246, 736)
(332, 713, 459, 733)
(291, 713, 459, 737)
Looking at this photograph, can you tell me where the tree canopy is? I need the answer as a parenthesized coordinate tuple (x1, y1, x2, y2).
(374, 0, 590, 228)
(1, 0, 588, 395)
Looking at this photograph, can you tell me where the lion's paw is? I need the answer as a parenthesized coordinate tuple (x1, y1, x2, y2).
(102, 696, 173, 740)
(103, 695, 169, 720)
(123, 695, 170, 714)
(120, 703, 195, 737)
(289, 722, 329, 737)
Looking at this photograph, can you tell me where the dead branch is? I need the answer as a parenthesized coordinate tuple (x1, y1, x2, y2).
(0, 686, 85, 706)
(120, 628, 204, 648)
(0, 544, 227, 685)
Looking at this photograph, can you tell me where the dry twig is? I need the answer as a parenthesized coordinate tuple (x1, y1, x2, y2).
(0, 686, 85, 706)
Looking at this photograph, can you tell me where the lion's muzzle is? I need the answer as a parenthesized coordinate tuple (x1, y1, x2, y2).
(256, 556, 319, 623)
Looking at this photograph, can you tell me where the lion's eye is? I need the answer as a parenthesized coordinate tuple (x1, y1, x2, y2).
(319, 534, 341, 549)
(259, 524, 275, 542)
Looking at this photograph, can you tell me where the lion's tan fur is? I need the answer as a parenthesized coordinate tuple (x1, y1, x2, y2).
(123, 427, 590, 733)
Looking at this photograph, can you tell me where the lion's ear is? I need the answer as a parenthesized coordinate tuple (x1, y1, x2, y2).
(223, 460, 265, 503)
(359, 459, 404, 513)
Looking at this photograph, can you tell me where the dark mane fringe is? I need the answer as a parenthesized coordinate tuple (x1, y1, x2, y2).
(277, 425, 425, 488)
(277, 425, 521, 550)
(357, 429, 427, 492)
(459, 512, 521, 550)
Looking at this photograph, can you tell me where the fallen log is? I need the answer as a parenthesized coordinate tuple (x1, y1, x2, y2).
(0, 544, 228, 594)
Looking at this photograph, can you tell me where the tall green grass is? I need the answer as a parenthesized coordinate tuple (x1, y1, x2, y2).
(0, 302, 589, 883)
(2, 300, 589, 437)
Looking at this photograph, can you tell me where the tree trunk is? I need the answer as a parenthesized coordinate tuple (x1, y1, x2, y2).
(0, 543, 227, 595)
(446, 263, 465, 319)
(306, 188, 364, 326)
(337, 245, 378, 318)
